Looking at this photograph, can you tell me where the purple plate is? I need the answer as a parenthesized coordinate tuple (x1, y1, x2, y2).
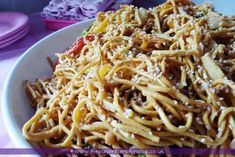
(0, 24, 29, 44)
(0, 26, 30, 49)
(0, 12, 29, 40)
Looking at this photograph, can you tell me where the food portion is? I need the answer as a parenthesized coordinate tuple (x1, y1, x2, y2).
(23, 0, 235, 155)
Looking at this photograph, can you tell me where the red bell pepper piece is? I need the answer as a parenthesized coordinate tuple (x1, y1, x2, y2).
(68, 38, 84, 56)
(55, 35, 94, 65)
(68, 35, 95, 55)
(84, 35, 95, 41)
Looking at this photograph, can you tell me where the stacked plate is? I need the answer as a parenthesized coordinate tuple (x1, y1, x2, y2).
(0, 12, 30, 49)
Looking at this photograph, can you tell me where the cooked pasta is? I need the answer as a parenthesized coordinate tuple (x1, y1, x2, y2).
(23, 0, 235, 156)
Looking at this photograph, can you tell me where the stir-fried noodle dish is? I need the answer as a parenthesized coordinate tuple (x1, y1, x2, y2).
(23, 0, 235, 156)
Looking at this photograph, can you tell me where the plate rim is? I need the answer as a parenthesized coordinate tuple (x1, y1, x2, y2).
(1, 18, 95, 152)
(0, 12, 29, 40)
(0, 25, 30, 48)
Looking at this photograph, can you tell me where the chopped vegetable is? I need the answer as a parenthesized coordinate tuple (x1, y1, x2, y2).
(141, 40, 148, 49)
(201, 53, 225, 80)
(99, 65, 112, 78)
(81, 24, 93, 36)
(68, 35, 95, 55)
(95, 18, 108, 33)
(84, 35, 95, 41)
(167, 18, 174, 28)
(55, 35, 95, 65)
(68, 38, 85, 55)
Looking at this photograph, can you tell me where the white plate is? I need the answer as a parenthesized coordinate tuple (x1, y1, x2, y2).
(1, 19, 94, 153)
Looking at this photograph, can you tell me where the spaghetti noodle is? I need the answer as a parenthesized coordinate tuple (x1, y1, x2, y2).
(23, 0, 235, 156)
